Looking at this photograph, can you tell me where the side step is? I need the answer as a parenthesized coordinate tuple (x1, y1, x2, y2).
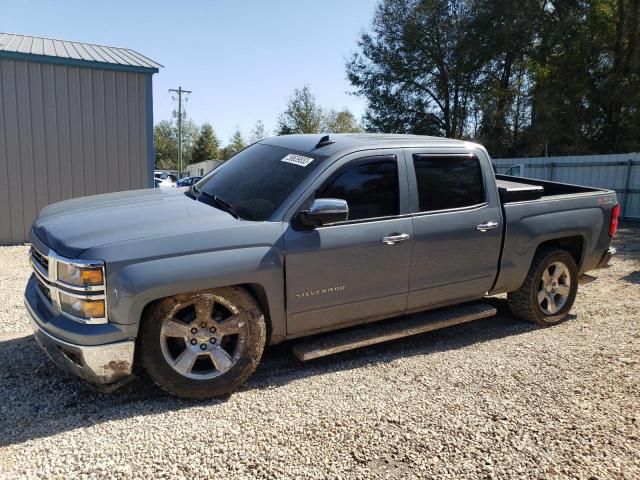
(292, 303, 497, 361)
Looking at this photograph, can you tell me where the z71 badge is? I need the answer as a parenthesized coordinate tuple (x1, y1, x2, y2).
(598, 194, 616, 206)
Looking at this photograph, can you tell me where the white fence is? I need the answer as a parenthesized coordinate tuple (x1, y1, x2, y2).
(493, 153, 640, 219)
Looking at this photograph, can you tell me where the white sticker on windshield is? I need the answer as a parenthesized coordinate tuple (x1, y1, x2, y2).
(281, 154, 314, 167)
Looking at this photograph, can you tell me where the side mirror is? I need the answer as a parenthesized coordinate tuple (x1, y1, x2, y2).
(298, 198, 349, 228)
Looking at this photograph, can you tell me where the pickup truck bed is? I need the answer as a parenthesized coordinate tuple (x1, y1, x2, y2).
(496, 174, 602, 203)
(490, 174, 616, 295)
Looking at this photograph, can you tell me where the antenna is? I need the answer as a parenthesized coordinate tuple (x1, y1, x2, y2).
(315, 135, 335, 149)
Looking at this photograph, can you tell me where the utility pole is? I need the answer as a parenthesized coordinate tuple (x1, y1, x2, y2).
(169, 86, 192, 178)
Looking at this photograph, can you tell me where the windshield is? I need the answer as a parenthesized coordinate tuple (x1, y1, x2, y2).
(193, 143, 326, 221)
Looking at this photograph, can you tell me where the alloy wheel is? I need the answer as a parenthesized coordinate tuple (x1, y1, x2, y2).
(537, 261, 571, 315)
(159, 293, 248, 379)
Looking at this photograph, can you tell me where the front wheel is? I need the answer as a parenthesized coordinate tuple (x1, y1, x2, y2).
(138, 287, 266, 399)
(507, 247, 578, 325)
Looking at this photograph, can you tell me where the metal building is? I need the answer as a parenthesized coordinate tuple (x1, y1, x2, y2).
(493, 153, 640, 220)
(185, 159, 224, 178)
(0, 33, 161, 244)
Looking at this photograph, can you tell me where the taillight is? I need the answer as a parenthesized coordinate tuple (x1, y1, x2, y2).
(609, 204, 620, 237)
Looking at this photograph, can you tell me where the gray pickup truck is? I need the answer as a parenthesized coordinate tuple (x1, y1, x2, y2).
(25, 134, 619, 399)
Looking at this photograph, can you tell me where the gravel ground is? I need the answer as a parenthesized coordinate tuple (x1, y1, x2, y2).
(0, 226, 638, 479)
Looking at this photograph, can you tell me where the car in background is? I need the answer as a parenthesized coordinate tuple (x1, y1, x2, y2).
(154, 172, 178, 188)
(176, 176, 202, 187)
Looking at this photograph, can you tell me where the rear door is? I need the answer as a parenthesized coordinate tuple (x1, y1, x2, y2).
(404, 148, 503, 310)
(283, 150, 413, 335)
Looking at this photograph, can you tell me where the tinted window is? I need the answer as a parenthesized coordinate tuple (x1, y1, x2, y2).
(318, 157, 399, 221)
(413, 155, 484, 212)
(196, 144, 326, 221)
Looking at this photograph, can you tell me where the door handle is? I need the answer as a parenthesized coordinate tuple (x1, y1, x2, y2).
(382, 233, 411, 245)
(477, 221, 499, 232)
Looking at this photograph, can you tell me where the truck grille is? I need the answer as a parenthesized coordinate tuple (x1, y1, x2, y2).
(30, 247, 49, 275)
(29, 245, 108, 325)
(35, 276, 52, 301)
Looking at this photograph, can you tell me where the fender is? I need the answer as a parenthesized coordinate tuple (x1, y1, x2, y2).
(490, 203, 602, 294)
(104, 246, 286, 343)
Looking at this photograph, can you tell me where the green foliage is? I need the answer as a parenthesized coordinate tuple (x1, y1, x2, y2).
(276, 85, 363, 135)
(277, 85, 324, 134)
(248, 120, 268, 144)
(348, 0, 640, 156)
(231, 129, 246, 151)
(347, 0, 477, 137)
(153, 120, 178, 170)
(191, 123, 220, 163)
(220, 130, 247, 160)
(180, 119, 199, 165)
(324, 109, 364, 133)
(153, 119, 200, 169)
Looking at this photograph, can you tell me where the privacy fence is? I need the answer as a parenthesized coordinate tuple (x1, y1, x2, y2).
(493, 153, 640, 220)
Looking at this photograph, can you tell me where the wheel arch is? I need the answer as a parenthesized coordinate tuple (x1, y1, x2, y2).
(491, 231, 588, 295)
(241, 283, 274, 345)
(533, 235, 585, 270)
(136, 282, 277, 346)
(106, 247, 286, 343)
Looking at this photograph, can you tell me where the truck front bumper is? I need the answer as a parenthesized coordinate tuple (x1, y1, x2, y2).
(25, 277, 135, 386)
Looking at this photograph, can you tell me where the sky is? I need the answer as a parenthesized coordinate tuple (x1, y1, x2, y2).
(0, 0, 379, 143)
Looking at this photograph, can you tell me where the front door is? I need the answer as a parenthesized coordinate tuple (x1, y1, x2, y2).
(284, 152, 413, 335)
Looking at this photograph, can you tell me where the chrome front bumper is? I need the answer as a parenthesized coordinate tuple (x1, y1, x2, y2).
(25, 292, 135, 385)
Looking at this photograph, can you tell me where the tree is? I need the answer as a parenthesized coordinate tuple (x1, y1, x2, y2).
(191, 123, 220, 163)
(347, 0, 640, 156)
(467, 0, 543, 155)
(277, 85, 324, 134)
(324, 109, 363, 133)
(527, 0, 640, 155)
(153, 120, 178, 170)
(347, 0, 478, 138)
(180, 119, 200, 165)
(229, 129, 246, 152)
(248, 120, 269, 143)
(598, 0, 640, 152)
(220, 129, 247, 160)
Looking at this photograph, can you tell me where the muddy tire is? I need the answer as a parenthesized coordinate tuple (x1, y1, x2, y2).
(138, 287, 266, 399)
(507, 247, 578, 326)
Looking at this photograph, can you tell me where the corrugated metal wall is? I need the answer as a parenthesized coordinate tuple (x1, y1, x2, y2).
(493, 153, 640, 219)
(0, 57, 152, 244)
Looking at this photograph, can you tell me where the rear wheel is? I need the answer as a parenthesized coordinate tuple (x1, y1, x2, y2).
(139, 287, 266, 399)
(507, 247, 578, 325)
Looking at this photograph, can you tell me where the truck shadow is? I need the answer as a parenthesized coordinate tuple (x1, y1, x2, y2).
(613, 224, 640, 263)
(0, 297, 544, 447)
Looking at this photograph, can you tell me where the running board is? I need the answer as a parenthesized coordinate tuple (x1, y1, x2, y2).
(292, 303, 497, 361)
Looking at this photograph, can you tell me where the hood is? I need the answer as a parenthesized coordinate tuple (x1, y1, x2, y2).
(32, 188, 243, 258)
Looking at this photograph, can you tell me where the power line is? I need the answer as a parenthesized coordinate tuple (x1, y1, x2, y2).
(169, 86, 192, 177)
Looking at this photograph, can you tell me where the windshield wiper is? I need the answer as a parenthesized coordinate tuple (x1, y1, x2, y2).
(197, 190, 240, 219)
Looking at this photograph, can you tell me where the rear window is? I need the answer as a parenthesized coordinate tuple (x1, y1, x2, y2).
(413, 155, 485, 212)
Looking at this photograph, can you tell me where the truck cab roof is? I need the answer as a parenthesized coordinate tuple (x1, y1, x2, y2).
(259, 133, 481, 157)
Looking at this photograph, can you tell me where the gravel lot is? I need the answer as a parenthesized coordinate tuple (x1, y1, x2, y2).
(0, 226, 638, 479)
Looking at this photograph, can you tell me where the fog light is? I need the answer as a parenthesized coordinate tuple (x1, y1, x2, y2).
(59, 293, 106, 320)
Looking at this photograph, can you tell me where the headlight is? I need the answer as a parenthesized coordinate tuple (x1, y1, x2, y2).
(57, 263, 104, 287)
(59, 292, 106, 320)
